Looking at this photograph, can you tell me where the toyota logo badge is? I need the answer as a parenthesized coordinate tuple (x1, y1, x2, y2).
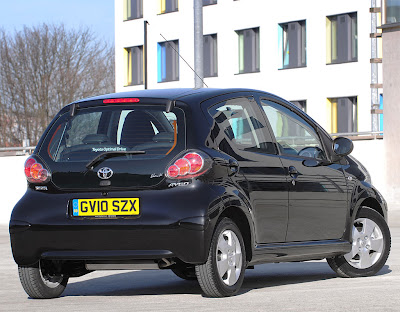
(97, 167, 113, 180)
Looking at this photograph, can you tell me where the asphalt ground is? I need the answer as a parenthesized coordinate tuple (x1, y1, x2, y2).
(1, 212, 399, 312)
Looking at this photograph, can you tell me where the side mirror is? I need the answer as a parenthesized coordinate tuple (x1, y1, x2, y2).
(333, 137, 353, 157)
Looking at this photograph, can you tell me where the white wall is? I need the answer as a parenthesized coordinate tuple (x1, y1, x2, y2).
(115, 0, 374, 133)
(382, 28, 400, 209)
(0, 139, 395, 224)
(0, 156, 28, 224)
(352, 139, 385, 193)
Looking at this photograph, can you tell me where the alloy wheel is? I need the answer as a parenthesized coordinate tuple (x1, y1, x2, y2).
(344, 217, 384, 269)
(216, 229, 242, 286)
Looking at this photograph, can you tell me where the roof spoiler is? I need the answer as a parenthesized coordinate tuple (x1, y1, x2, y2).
(69, 103, 79, 117)
(166, 100, 175, 113)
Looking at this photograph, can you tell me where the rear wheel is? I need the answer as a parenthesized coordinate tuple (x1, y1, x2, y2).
(18, 261, 68, 299)
(327, 207, 391, 277)
(195, 218, 246, 297)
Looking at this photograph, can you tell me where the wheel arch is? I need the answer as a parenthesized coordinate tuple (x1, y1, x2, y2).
(217, 206, 254, 263)
(344, 181, 388, 242)
(359, 197, 385, 219)
(349, 180, 388, 220)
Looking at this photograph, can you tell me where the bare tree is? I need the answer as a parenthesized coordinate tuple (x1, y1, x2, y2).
(0, 23, 115, 146)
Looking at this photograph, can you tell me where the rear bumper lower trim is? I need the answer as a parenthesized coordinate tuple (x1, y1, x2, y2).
(41, 249, 174, 261)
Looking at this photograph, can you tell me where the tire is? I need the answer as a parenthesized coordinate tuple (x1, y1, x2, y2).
(195, 217, 246, 297)
(18, 261, 69, 299)
(327, 207, 391, 278)
(171, 266, 197, 280)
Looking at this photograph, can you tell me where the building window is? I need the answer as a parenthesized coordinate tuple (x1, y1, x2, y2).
(203, 0, 217, 5)
(291, 100, 306, 112)
(386, 0, 400, 23)
(279, 20, 306, 69)
(236, 27, 260, 74)
(326, 13, 357, 64)
(157, 40, 179, 82)
(204, 34, 218, 77)
(159, 0, 178, 14)
(124, 0, 143, 20)
(327, 97, 357, 133)
(125, 46, 143, 86)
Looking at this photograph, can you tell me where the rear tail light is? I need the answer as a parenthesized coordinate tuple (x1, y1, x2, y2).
(174, 158, 191, 175)
(166, 152, 209, 179)
(167, 165, 180, 178)
(24, 157, 50, 183)
(184, 153, 203, 173)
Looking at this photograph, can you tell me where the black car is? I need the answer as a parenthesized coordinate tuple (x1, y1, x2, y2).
(10, 88, 391, 298)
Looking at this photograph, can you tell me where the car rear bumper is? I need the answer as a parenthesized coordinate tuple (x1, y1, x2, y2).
(9, 183, 218, 266)
(10, 220, 209, 266)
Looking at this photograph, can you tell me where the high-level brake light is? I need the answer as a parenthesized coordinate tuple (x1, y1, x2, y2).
(103, 98, 140, 104)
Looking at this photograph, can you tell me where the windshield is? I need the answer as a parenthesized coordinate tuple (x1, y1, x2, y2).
(43, 104, 182, 163)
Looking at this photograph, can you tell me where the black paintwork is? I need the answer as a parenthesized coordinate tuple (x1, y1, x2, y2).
(10, 88, 388, 276)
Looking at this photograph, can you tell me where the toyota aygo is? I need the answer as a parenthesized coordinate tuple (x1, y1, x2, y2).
(10, 88, 391, 298)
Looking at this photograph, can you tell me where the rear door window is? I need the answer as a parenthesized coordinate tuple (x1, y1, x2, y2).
(208, 97, 277, 156)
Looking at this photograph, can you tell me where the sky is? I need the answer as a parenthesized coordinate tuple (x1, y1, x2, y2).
(0, 0, 114, 44)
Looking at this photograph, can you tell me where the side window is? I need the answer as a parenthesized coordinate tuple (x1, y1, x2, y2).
(208, 97, 276, 155)
(260, 99, 326, 160)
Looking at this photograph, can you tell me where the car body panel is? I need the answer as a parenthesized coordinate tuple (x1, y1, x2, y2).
(281, 156, 348, 242)
(9, 88, 388, 275)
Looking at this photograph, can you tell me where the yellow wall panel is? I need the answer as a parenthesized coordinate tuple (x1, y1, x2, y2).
(326, 18, 331, 64)
(326, 98, 338, 133)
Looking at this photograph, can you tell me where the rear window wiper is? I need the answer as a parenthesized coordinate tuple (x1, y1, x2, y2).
(86, 151, 146, 169)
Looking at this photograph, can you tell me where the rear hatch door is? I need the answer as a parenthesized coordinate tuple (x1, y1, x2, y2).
(38, 99, 185, 191)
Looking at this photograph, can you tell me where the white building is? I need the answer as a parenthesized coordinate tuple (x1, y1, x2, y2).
(114, 0, 382, 134)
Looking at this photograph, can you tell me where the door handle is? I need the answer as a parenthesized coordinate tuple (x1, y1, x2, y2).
(215, 157, 239, 176)
(288, 166, 298, 186)
(228, 159, 239, 175)
(228, 158, 239, 168)
(288, 166, 298, 177)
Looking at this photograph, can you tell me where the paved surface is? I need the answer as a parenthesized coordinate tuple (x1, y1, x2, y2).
(1, 213, 399, 312)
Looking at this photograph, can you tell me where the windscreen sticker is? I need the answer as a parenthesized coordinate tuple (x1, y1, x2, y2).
(92, 147, 127, 153)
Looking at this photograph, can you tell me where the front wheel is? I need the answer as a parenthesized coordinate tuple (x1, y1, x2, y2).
(18, 261, 69, 299)
(195, 218, 246, 297)
(327, 207, 391, 277)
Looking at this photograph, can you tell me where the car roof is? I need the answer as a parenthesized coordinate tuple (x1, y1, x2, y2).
(55, 87, 333, 147)
(71, 88, 276, 107)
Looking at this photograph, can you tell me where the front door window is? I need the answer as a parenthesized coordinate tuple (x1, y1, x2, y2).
(261, 99, 326, 160)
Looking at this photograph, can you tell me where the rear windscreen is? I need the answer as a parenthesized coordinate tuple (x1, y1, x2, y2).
(42, 105, 183, 162)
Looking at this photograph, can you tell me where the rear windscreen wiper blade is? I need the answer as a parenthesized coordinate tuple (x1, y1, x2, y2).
(86, 151, 146, 169)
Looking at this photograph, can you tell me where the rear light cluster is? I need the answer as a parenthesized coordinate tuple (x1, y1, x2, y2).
(166, 152, 206, 179)
(24, 157, 50, 183)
